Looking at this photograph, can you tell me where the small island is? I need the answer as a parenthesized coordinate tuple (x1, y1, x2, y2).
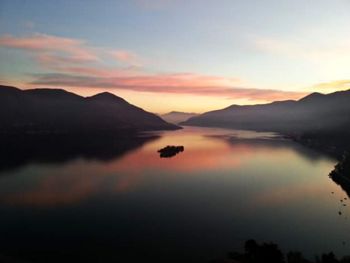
(157, 145, 184, 158)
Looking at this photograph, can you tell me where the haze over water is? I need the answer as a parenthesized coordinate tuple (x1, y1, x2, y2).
(0, 127, 347, 262)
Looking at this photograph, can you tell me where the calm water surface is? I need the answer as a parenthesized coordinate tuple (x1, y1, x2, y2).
(0, 127, 348, 262)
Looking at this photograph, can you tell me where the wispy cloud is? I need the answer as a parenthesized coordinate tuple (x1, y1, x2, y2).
(253, 33, 350, 82)
(0, 33, 98, 63)
(254, 35, 350, 64)
(29, 72, 306, 102)
(23, 21, 35, 29)
(0, 33, 145, 70)
(0, 33, 307, 103)
(110, 50, 142, 67)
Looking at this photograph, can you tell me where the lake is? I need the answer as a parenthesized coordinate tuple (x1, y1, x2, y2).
(0, 127, 348, 262)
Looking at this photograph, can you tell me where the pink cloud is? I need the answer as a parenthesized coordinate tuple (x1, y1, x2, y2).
(0, 33, 146, 73)
(110, 50, 141, 66)
(0, 33, 307, 103)
(29, 72, 307, 102)
(36, 53, 97, 68)
(0, 33, 98, 63)
(56, 66, 137, 78)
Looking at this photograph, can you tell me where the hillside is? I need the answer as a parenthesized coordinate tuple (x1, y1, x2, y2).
(0, 85, 179, 134)
(183, 90, 350, 155)
(183, 90, 350, 133)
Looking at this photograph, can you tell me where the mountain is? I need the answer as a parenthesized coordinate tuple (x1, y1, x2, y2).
(182, 90, 350, 155)
(183, 90, 350, 133)
(0, 85, 179, 134)
(161, 111, 198, 124)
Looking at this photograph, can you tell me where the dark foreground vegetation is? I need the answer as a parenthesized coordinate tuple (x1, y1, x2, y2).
(329, 152, 350, 196)
(330, 153, 350, 179)
(2, 239, 350, 263)
(211, 240, 350, 263)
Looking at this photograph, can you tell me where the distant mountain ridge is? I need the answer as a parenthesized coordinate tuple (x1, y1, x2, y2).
(0, 85, 179, 134)
(182, 89, 350, 134)
(161, 111, 198, 124)
(182, 89, 350, 156)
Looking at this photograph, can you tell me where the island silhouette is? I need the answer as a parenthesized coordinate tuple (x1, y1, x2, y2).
(158, 145, 184, 158)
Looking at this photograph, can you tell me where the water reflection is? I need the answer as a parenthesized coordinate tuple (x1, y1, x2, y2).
(0, 134, 159, 172)
(0, 127, 346, 263)
(0, 128, 340, 207)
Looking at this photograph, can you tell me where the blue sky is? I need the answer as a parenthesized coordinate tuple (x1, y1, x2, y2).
(1, 0, 350, 112)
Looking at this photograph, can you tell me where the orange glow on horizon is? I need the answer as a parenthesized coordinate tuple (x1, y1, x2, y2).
(5, 84, 306, 114)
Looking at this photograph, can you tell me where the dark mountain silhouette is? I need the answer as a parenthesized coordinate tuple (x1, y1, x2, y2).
(161, 111, 198, 124)
(182, 89, 350, 156)
(0, 85, 179, 134)
(183, 90, 350, 134)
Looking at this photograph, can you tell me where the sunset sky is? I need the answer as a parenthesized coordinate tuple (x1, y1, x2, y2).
(1, 0, 350, 113)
